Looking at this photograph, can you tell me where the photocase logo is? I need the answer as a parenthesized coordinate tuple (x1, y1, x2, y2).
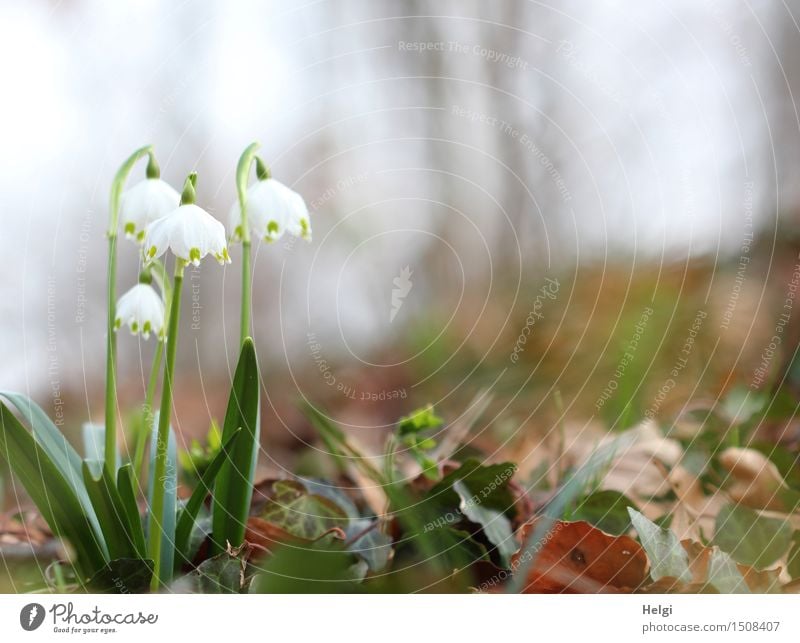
(390, 266, 413, 323)
(20, 603, 45, 631)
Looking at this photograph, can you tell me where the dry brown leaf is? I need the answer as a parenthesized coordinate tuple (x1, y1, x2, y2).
(718, 447, 788, 511)
(666, 465, 725, 541)
(244, 516, 311, 553)
(513, 519, 648, 593)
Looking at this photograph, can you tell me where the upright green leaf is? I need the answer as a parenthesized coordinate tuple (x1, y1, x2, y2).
(148, 420, 177, 582)
(0, 391, 104, 546)
(628, 508, 692, 582)
(175, 428, 243, 559)
(82, 462, 141, 560)
(0, 403, 107, 576)
(212, 338, 260, 552)
(116, 464, 146, 557)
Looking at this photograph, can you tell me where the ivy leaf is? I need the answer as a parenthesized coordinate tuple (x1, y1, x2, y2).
(628, 508, 692, 583)
(259, 480, 348, 540)
(298, 478, 359, 520)
(190, 552, 248, 594)
(713, 503, 792, 568)
(707, 548, 750, 594)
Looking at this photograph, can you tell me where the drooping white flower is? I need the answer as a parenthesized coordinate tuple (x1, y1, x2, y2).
(115, 284, 165, 340)
(120, 179, 181, 243)
(228, 178, 311, 243)
(143, 204, 231, 266)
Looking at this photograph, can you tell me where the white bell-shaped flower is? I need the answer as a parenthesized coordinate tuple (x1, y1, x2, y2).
(143, 174, 231, 267)
(115, 283, 165, 340)
(228, 178, 311, 243)
(120, 178, 180, 243)
(144, 204, 231, 266)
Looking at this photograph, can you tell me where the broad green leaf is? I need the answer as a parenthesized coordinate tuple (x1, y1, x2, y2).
(212, 338, 260, 553)
(571, 490, 638, 536)
(82, 462, 141, 560)
(713, 503, 792, 568)
(453, 479, 516, 567)
(628, 508, 692, 583)
(148, 420, 177, 582)
(385, 481, 484, 576)
(299, 478, 360, 520)
(116, 464, 146, 558)
(707, 548, 750, 593)
(252, 533, 363, 593)
(175, 428, 243, 559)
(0, 403, 107, 576)
(259, 480, 348, 540)
(0, 391, 104, 548)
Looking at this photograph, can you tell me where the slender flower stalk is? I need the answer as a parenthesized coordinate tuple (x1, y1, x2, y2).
(235, 142, 261, 347)
(145, 172, 229, 590)
(105, 145, 155, 476)
(132, 339, 163, 492)
(230, 143, 311, 345)
(132, 260, 172, 491)
(147, 259, 183, 591)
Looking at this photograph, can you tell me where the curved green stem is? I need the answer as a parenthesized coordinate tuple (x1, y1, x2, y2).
(240, 241, 251, 346)
(148, 261, 184, 591)
(236, 141, 260, 347)
(105, 145, 154, 476)
(132, 340, 163, 493)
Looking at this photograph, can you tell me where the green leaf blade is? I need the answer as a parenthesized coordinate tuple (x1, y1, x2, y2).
(212, 338, 260, 552)
(82, 462, 141, 561)
(0, 403, 108, 576)
(148, 421, 178, 583)
(175, 428, 243, 559)
(713, 503, 792, 568)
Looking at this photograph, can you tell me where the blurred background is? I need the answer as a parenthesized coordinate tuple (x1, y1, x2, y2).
(2, 0, 800, 477)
